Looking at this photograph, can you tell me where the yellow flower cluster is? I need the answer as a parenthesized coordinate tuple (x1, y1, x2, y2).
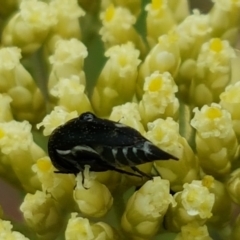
(0, 0, 240, 239)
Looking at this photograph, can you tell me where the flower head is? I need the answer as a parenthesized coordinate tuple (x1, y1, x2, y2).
(1, 1, 240, 239)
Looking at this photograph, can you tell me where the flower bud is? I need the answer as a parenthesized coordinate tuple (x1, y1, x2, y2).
(146, 117, 200, 192)
(20, 190, 63, 239)
(50, 75, 92, 114)
(174, 222, 212, 240)
(100, 5, 145, 55)
(109, 102, 145, 134)
(209, 0, 240, 43)
(165, 180, 215, 232)
(33, 157, 75, 208)
(220, 81, 240, 140)
(0, 219, 30, 240)
(37, 106, 78, 136)
(137, 33, 180, 98)
(145, 0, 176, 47)
(65, 213, 120, 240)
(0, 94, 13, 122)
(0, 47, 45, 123)
(91, 42, 141, 116)
(0, 120, 44, 192)
(73, 167, 113, 217)
(47, 0, 85, 51)
(174, 10, 211, 60)
(202, 175, 231, 227)
(121, 177, 175, 239)
(191, 103, 238, 177)
(226, 168, 240, 205)
(139, 71, 179, 125)
(48, 38, 87, 90)
(190, 38, 236, 106)
(2, 0, 57, 54)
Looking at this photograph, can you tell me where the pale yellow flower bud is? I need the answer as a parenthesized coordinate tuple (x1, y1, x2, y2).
(0, 120, 44, 191)
(220, 81, 240, 139)
(0, 121, 31, 154)
(99, 5, 145, 55)
(47, 0, 85, 51)
(109, 102, 145, 134)
(2, 0, 57, 54)
(145, 0, 176, 47)
(50, 75, 92, 114)
(90, 222, 120, 240)
(74, 167, 113, 217)
(174, 9, 212, 60)
(37, 106, 78, 136)
(137, 33, 180, 98)
(202, 175, 231, 227)
(66, 214, 94, 240)
(191, 103, 238, 177)
(20, 190, 63, 239)
(109, 0, 141, 16)
(91, 42, 141, 116)
(190, 38, 236, 106)
(175, 222, 212, 240)
(210, 0, 240, 43)
(94, 170, 122, 192)
(165, 180, 215, 232)
(146, 118, 200, 192)
(0, 47, 45, 123)
(33, 157, 75, 207)
(168, 0, 189, 23)
(226, 168, 240, 205)
(121, 177, 175, 239)
(0, 46, 21, 71)
(139, 71, 179, 125)
(65, 213, 120, 240)
(0, 94, 13, 122)
(0, 219, 30, 240)
(48, 38, 87, 90)
(176, 59, 197, 100)
(180, 181, 214, 218)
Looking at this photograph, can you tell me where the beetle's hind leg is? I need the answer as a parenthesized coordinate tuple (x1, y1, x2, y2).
(130, 166, 152, 179)
(111, 166, 152, 179)
(110, 167, 142, 177)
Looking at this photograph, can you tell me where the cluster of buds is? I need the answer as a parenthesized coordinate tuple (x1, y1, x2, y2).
(0, 0, 240, 239)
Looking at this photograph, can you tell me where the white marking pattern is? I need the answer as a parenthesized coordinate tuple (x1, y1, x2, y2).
(56, 149, 71, 155)
(72, 145, 98, 155)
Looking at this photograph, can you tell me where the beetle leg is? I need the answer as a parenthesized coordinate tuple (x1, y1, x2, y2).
(106, 166, 148, 178)
(130, 166, 152, 179)
(81, 171, 85, 186)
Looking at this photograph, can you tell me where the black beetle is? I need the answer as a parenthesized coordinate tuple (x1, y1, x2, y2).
(48, 112, 178, 180)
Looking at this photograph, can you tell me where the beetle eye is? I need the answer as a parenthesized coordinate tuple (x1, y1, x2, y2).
(80, 112, 95, 121)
